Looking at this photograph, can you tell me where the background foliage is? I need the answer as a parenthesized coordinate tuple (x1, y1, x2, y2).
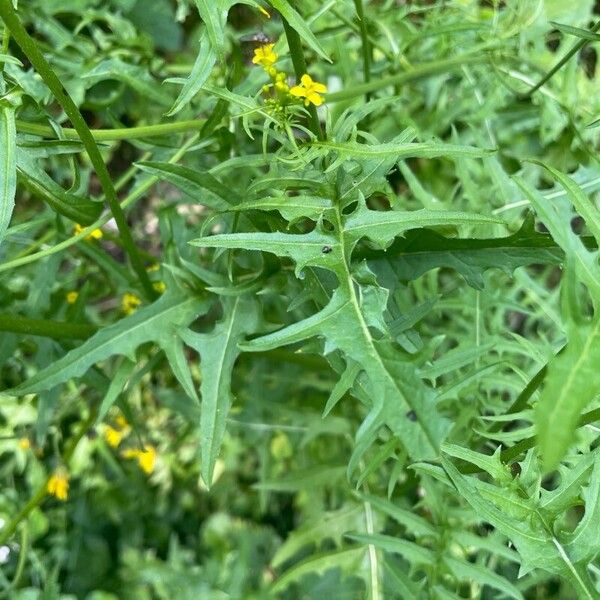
(1, 0, 600, 597)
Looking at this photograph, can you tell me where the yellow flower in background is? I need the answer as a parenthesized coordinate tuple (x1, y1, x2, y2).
(147, 263, 160, 272)
(47, 469, 69, 501)
(104, 425, 125, 448)
(290, 74, 328, 107)
(66, 291, 79, 304)
(123, 445, 156, 475)
(73, 223, 103, 241)
(18, 437, 31, 450)
(152, 281, 166, 294)
(122, 292, 142, 315)
(252, 44, 277, 69)
(103, 416, 131, 448)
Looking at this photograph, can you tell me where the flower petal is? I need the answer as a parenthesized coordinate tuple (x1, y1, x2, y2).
(290, 85, 306, 97)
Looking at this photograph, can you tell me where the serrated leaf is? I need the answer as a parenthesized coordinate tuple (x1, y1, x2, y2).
(4, 290, 209, 397)
(230, 195, 332, 223)
(180, 295, 259, 486)
(194, 0, 226, 60)
(344, 204, 503, 248)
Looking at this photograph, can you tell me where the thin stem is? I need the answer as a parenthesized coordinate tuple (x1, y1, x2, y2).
(282, 18, 324, 140)
(327, 53, 488, 103)
(15, 118, 206, 141)
(522, 20, 600, 98)
(0, 0, 156, 299)
(0, 313, 97, 340)
(353, 0, 371, 100)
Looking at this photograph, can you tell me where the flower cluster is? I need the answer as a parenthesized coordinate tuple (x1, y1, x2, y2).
(252, 43, 327, 110)
(103, 415, 131, 448)
(122, 292, 142, 315)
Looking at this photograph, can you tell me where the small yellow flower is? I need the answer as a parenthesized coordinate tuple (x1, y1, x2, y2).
(104, 425, 125, 448)
(66, 291, 79, 304)
(18, 437, 31, 450)
(252, 44, 277, 69)
(290, 74, 328, 107)
(47, 469, 69, 501)
(147, 263, 160, 272)
(73, 224, 103, 241)
(122, 292, 142, 315)
(122, 445, 156, 475)
(152, 281, 166, 293)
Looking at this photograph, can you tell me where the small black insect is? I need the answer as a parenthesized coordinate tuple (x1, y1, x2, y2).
(321, 245, 332, 254)
(240, 32, 273, 63)
(406, 410, 417, 422)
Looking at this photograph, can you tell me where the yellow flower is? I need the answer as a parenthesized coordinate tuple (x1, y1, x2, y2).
(122, 445, 156, 475)
(18, 437, 31, 450)
(152, 281, 166, 293)
(104, 425, 125, 448)
(290, 74, 328, 107)
(252, 44, 277, 69)
(122, 292, 142, 315)
(66, 291, 79, 304)
(73, 223, 103, 241)
(47, 469, 69, 501)
(147, 263, 160, 272)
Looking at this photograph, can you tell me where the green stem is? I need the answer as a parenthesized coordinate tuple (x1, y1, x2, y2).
(16, 118, 206, 141)
(282, 17, 324, 140)
(327, 53, 488, 103)
(353, 0, 371, 99)
(0, 313, 97, 340)
(0, 0, 156, 300)
(522, 20, 600, 98)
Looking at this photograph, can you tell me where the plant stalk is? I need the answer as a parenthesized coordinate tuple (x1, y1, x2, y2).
(0, 0, 156, 300)
(0, 313, 97, 340)
(353, 0, 371, 100)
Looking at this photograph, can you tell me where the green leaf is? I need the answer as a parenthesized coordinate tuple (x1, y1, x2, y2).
(253, 465, 346, 492)
(180, 295, 260, 487)
(17, 149, 103, 225)
(535, 315, 600, 472)
(194, 0, 227, 60)
(270, 547, 365, 594)
(344, 203, 503, 248)
(230, 195, 333, 223)
(0, 101, 16, 245)
(267, 0, 330, 61)
(551, 22, 600, 42)
(271, 505, 364, 568)
(5, 290, 209, 397)
(365, 215, 564, 290)
(346, 532, 434, 564)
(442, 556, 523, 600)
(166, 32, 216, 116)
(137, 161, 235, 210)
